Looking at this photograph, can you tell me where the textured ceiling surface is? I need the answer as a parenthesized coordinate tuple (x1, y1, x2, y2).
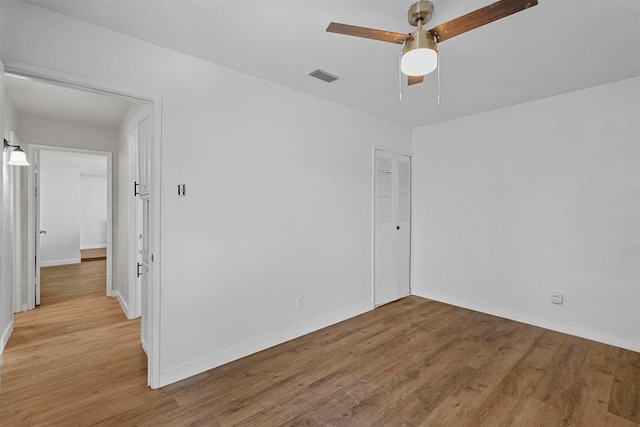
(17, 0, 640, 128)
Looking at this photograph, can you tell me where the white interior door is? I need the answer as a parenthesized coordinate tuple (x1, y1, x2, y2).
(374, 149, 411, 306)
(137, 112, 151, 356)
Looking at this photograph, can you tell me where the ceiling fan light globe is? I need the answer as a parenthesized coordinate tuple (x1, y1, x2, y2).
(401, 30, 438, 76)
(401, 48, 438, 76)
(7, 147, 30, 166)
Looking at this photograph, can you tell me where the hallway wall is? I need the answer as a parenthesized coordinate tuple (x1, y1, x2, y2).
(19, 115, 118, 153)
(0, 66, 11, 357)
(39, 150, 107, 266)
(79, 172, 108, 250)
(2, 90, 29, 325)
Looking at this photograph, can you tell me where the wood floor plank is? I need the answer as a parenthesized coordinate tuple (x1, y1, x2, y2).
(609, 347, 640, 424)
(470, 329, 567, 426)
(1, 262, 639, 426)
(562, 342, 620, 426)
(511, 397, 564, 427)
(423, 323, 541, 426)
(572, 371, 615, 427)
(605, 412, 640, 427)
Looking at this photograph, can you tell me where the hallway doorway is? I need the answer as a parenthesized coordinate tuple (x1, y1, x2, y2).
(2, 65, 161, 386)
(34, 147, 112, 306)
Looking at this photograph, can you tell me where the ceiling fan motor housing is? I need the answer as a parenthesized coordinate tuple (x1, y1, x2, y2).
(408, 1, 434, 27)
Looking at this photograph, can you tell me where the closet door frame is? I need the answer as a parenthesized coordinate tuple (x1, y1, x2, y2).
(372, 146, 413, 306)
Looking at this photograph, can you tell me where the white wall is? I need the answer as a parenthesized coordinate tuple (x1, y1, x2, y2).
(18, 113, 117, 264)
(1, 101, 13, 320)
(1, 0, 413, 385)
(39, 150, 107, 266)
(79, 172, 107, 249)
(40, 164, 80, 265)
(412, 77, 640, 351)
(1, 88, 30, 361)
(0, 64, 12, 359)
(19, 115, 118, 153)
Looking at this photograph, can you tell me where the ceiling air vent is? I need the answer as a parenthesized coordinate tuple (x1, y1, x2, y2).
(308, 68, 340, 83)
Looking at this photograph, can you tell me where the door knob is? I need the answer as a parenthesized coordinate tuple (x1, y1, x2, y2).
(397, 226, 400, 230)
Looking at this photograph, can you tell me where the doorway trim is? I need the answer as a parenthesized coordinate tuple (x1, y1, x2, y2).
(5, 61, 162, 388)
(27, 145, 113, 300)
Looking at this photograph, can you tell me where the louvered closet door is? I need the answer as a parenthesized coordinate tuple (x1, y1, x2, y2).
(374, 150, 411, 306)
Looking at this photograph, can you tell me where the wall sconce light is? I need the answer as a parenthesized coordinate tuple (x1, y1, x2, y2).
(4, 138, 30, 166)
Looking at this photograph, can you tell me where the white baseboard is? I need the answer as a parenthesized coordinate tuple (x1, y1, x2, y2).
(13, 303, 28, 314)
(159, 302, 374, 387)
(412, 289, 640, 353)
(141, 338, 149, 357)
(1, 319, 14, 360)
(80, 245, 107, 250)
(41, 258, 81, 267)
(113, 289, 135, 320)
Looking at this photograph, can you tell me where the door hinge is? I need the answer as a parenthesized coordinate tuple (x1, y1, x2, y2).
(137, 263, 142, 278)
(134, 181, 140, 197)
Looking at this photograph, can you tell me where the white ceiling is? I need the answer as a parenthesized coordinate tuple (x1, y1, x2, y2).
(17, 0, 640, 128)
(4, 74, 132, 128)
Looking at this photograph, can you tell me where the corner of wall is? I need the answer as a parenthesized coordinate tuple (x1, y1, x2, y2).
(412, 290, 640, 353)
(113, 289, 135, 320)
(0, 319, 14, 359)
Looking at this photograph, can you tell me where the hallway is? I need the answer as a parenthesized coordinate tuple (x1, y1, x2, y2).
(0, 259, 149, 425)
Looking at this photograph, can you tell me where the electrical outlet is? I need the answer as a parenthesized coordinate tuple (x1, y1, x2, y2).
(296, 297, 303, 310)
(551, 292, 563, 305)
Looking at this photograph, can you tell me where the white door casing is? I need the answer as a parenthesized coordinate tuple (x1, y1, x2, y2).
(137, 112, 152, 358)
(374, 149, 411, 306)
(128, 125, 140, 319)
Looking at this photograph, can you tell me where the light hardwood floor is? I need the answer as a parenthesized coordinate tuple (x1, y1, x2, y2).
(1, 260, 638, 426)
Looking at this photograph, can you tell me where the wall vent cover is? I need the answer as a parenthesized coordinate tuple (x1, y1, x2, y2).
(308, 68, 340, 83)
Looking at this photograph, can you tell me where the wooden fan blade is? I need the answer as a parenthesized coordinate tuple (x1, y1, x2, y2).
(326, 22, 410, 44)
(408, 75, 424, 86)
(429, 0, 538, 43)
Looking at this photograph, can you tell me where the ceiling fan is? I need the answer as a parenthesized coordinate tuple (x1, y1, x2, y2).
(326, 0, 538, 86)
